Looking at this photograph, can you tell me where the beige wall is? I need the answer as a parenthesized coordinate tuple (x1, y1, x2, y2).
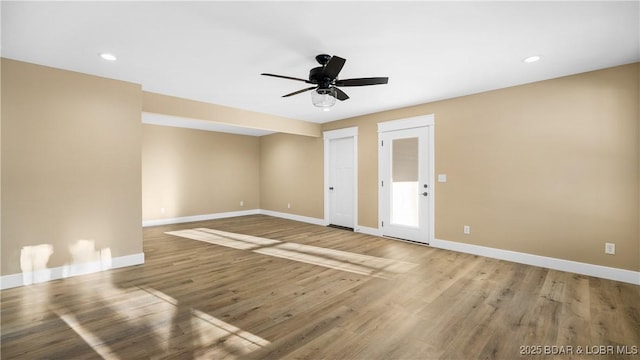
(149, 62, 636, 272)
(1, 59, 143, 275)
(3, 57, 636, 277)
(1, 57, 3, 274)
(322, 63, 639, 271)
(260, 133, 324, 219)
(142, 126, 325, 221)
(142, 124, 260, 220)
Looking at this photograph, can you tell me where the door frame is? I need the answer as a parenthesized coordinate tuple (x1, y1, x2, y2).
(377, 115, 435, 243)
(323, 127, 358, 229)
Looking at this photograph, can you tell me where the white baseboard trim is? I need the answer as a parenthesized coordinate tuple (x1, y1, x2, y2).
(258, 210, 325, 226)
(355, 225, 382, 237)
(1, 252, 145, 290)
(143, 209, 260, 227)
(430, 238, 640, 285)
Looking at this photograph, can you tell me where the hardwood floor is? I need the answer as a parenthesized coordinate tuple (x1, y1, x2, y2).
(2, 215, 639, 359)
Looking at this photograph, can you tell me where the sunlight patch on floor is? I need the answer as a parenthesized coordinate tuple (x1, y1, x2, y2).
(167, 228, 418, 279)
(141, 286, 270, 358)
(46, 282, 269, 359)
(167, 228, 280, 250)
(52, 306, 120, 360)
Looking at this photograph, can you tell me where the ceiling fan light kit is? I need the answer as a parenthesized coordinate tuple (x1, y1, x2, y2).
(261, 54, 388, 109)
(311, 88, 337, 109)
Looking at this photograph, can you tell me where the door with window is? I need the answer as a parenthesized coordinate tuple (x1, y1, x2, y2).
(379, 116, 433, 243)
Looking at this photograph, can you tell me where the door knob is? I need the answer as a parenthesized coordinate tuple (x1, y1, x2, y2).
(422, 192, 428, 196)
(329, 187, 334, 190)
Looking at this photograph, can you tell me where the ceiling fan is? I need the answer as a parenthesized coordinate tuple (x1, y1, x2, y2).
(261, 54, 389, 109)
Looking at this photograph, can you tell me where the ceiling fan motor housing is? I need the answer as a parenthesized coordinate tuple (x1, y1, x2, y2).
(309, 67, 333, 89)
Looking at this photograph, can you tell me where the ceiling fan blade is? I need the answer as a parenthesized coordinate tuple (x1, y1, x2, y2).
(322, 56, 346, 79)
(261, 73, 313, 84)
(333, 87, 350, 101)
(282, 86, 317, 98)
(335, 77, 389, 87)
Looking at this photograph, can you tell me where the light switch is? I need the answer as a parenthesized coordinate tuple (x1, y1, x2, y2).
(438, 174, 447, 182)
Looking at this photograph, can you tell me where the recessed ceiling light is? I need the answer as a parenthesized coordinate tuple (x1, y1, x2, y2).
(523, 55, 541, 63)
(99, 53, 117, 61)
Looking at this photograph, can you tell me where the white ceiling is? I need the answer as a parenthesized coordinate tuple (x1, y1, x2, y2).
(2, 1, 639, 126)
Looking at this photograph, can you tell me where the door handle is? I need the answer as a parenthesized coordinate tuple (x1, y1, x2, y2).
(329, 187, 334, 190)
(422, 192, 428, 197)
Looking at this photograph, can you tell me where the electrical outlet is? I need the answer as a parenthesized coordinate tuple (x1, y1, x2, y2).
(287, 203, 291, 209)
(160, 207, 166, 214)
(463, 225, 470, 234)
(605, 243, 615, 255)
(240, 201, 244, 207)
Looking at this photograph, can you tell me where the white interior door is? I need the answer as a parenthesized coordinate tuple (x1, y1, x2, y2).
(329, 137, 355, 228)
(379, 123, 433, 243)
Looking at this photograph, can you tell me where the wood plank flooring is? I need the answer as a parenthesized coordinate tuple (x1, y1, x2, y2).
(2, 215, 639, 359)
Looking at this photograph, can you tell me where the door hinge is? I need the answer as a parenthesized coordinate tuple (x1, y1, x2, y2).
(381, 221, 384, 227)
(381, 140, 384, 146)
(381, 180, 384, 187)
